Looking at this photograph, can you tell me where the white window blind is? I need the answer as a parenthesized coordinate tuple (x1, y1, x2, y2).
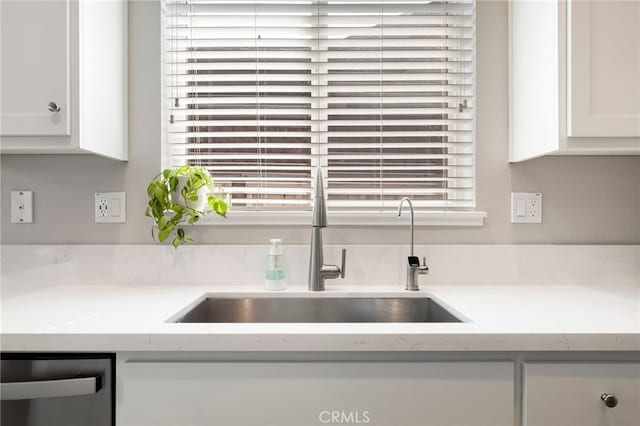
(164, 0, 475, 213)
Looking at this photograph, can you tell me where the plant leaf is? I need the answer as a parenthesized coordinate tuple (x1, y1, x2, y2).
(209, 196, 228, 217)
(158, 222, 175, 242)
(171, 213, 183, 224)
(154, 186, 165, 202)
(207, 196, 217, 210)
(152, 203, 163, 222)
(177, 228, 185, 239)
(172, 237, 180, 249)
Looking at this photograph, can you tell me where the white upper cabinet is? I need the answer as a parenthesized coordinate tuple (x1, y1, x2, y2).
(0, 0, 127, 160)
(568, 0, 640, 137)
(509, 0, 640, 162)
(0, 1, 70, 136)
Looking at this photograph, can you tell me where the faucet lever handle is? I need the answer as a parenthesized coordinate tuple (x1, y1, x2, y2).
(340, 248, 347, 278)
(419, 256, 429, 274)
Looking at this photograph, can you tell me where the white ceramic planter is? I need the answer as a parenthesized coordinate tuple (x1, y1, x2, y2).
(171, 176, 209, 211)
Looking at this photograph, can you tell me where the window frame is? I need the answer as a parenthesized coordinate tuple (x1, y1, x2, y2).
(160, 0, 485, 227)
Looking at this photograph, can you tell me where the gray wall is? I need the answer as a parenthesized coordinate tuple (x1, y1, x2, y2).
(2, 0, 639, 245)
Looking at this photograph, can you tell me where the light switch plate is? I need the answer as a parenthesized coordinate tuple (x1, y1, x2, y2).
(11, 191, 33, 223)
(511, 192, 542, 224)
(95, 192, 126, 223)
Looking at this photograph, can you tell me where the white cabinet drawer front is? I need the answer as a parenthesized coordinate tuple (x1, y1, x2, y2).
(524, 362, 640, 426)
(120, 361, 514, 426)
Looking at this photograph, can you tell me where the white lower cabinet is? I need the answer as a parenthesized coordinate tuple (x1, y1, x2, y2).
(119, 361, 514, 426)
(524, 362, 640, 426)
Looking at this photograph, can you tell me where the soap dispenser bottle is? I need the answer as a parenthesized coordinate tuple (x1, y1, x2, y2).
(265, 238, 287, 291)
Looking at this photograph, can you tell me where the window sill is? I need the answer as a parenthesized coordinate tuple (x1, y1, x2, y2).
(196, 211, 487, 227)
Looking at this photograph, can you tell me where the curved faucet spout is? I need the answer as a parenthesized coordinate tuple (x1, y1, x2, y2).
(308, 166, 346, 291)
(312, 167, 327, 228)
(397, 197, 414, 256)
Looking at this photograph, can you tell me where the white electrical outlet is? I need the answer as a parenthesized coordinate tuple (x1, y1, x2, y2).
(95, 192, 126, 223)
(11, 191, 34, 223)
(511, 192, 542, 224)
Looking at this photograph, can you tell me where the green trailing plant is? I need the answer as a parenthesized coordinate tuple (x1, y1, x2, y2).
(145, 166, 230, 249)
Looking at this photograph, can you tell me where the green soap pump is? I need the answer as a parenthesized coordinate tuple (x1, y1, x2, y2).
(265, 238, 287, 291)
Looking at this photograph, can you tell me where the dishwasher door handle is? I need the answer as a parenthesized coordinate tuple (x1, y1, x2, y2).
(1, 375, 103, 401)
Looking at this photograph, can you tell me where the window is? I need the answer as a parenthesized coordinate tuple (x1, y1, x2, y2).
(164, 0, 477, 221)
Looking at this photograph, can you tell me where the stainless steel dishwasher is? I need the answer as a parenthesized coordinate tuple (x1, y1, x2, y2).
(1, 353, 114, 426)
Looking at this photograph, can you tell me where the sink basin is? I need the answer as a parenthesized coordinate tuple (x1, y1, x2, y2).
(171, 296, 462, 323)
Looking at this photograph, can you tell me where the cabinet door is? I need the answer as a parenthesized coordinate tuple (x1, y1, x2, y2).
(524, 362, 640, 426)
(568, 0, 640, 137)
(0, 0, 70, 136)
(120, 361, 514, 426)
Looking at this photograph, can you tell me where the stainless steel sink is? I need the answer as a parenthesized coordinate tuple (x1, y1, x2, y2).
(171, 297, 462, 323)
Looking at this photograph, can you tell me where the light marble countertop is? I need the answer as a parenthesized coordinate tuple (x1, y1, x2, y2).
(2, 284, 639, 352)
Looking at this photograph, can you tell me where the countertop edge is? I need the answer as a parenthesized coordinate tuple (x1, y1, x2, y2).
(2, 332, 639, 353)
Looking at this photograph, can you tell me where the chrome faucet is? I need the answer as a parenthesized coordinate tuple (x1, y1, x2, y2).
(308, 167, 346, 291)
(397, 197, 428, 291)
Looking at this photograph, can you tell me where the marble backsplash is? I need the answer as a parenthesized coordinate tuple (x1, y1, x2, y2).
(1, 244, 638, 289)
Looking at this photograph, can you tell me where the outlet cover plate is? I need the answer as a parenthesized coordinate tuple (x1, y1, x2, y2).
(95, 192, 126, 223)
(511, 192, 542, 224)
(11, 191, 33, 223)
